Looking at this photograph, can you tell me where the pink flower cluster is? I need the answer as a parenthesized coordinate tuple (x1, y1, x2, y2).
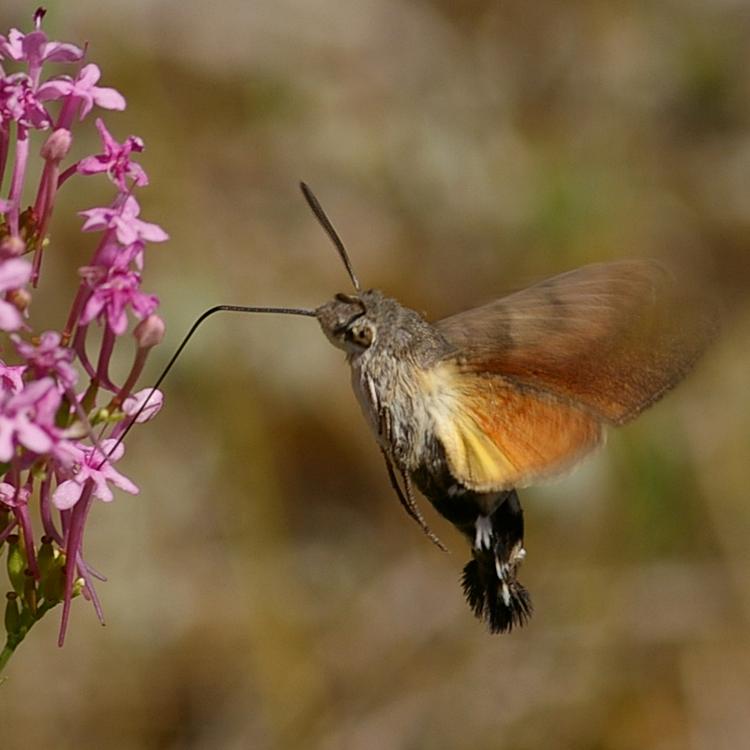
(0, 9, 166, 656)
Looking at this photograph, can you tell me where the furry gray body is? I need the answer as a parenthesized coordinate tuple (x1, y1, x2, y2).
(319, 291, 451, 473)
(316, 289, 531, 632)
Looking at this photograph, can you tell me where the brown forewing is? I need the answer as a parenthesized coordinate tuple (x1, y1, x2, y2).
(436, 260, 717, 426)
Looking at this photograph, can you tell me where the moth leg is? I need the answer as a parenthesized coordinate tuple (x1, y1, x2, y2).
(381, 450, 447, 552)
(462, 490, 532, 633)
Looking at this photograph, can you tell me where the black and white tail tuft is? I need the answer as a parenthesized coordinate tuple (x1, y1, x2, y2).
(461, 490, 532, 633)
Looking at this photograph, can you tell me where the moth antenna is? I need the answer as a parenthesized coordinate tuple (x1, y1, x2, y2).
(100, 304, 316, 466)
(300, 182, 361, 292)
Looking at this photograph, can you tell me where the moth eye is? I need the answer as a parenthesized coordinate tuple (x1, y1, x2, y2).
(346, 323, 374, 349)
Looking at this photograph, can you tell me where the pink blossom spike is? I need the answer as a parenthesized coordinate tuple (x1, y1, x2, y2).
(0, 10, 166, 661)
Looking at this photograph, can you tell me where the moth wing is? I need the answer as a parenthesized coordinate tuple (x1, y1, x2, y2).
(420, 364, 604, 492)
(436, 260, 716, 425)
(428, 260, 716, 492)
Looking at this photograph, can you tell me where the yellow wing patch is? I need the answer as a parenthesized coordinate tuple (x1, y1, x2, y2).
(420, 363, 605, 493)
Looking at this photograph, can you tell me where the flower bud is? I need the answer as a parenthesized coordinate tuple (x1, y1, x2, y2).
(39, 544, 65, 604)
(37, 537, 56, 578)
(41, 128, 73, 163)
(6, 535, 26, 596)
(4, 592, 20, 635)
(134, 314, 165, 349)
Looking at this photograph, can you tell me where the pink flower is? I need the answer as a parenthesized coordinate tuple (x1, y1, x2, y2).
(0, 482, 30, 508)
(80, 266, 159, 335)
(0, 27, 82, 68)
(0, 10, 167, 655)
(37, 63, 125, 120)
(13, 330, 78, 388)
(0, 361, 25, 394)
(0, 258, 32, 331)
(77, 118, 148, 191)
(0, 377, 61, 461)
(53, 439, 138, 510)
(123, 387, 164, 423)
(0, 72, 52, 128)
(80, 195, 168, 245)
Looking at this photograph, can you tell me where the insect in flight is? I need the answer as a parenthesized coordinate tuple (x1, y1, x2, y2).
(135, 183, 717, 633)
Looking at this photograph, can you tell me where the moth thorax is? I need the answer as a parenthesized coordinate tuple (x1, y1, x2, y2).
(352, 352, 435, 470)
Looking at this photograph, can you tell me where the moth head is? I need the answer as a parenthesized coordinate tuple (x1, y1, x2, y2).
(316, 292, 377, 355)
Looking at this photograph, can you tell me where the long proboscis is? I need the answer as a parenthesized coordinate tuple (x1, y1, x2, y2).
(101, 304, 316, 464)
(300, 181, 361, 292)
(105, 182, 355, 461)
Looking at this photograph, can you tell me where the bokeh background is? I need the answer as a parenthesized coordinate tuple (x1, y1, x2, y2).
(3, 1, 750, 748)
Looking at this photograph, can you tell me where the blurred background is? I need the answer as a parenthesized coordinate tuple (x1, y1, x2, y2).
(3, 1, 750, 748)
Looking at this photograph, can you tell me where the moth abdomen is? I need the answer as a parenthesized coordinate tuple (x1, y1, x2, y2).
(412, 454, 534, 632)
(459, 489, 531, 632)
(462, 557, 532, 634)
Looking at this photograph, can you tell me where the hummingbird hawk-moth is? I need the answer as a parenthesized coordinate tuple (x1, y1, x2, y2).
(142, 183, 716, 633)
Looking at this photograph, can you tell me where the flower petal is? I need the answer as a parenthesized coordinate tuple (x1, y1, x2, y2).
(78, 63, 102, 87)
(76, 155, 107, 175)
(0, 418, 15, 462)
(99, 439, 124, 461)
(0, 258, 32, 291)
(92, 86, 125, 112)
(135, 219, 169, 243)
(105, 465, 138, 495)
(53, 479, 83, 510)
(92, 473, 113, 502)
(17, 419, 53, 454)
(80, 294, 105, 326)
(0, 301, 23, 331)
(41, 41, 83, 63)
(10, 377, 55, 409)
(37, 77, 72, 102)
